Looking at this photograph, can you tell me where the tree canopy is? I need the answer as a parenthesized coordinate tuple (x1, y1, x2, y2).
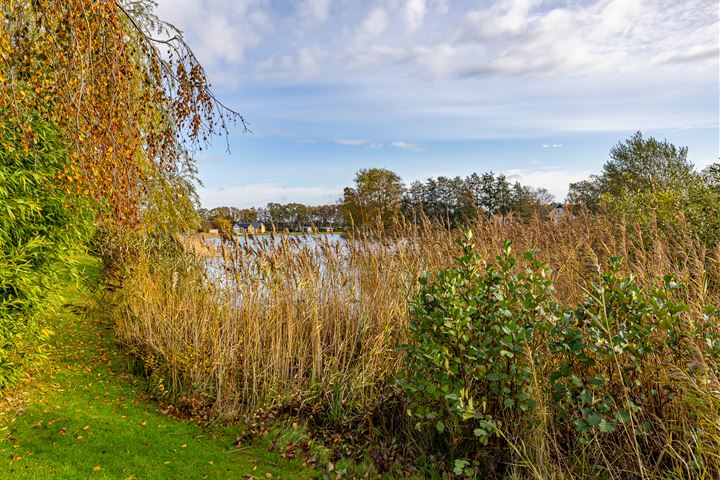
(1, 0, 244, 229)
(567, 132, 696, 211)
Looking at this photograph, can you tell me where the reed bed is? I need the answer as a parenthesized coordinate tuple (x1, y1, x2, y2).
(111, 214, 720, 478)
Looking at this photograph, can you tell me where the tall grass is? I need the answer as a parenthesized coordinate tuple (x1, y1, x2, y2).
(110, 214, 720, 478)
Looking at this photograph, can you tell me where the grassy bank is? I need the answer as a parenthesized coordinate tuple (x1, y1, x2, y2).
(0, 257, 317, 479)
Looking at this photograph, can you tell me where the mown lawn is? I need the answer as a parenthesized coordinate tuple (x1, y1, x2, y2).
(0, 257, 317, 479)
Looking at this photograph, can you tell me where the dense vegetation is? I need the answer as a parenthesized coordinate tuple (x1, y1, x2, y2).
(0, 112, 93, 386)
(1, 0, 234, 379)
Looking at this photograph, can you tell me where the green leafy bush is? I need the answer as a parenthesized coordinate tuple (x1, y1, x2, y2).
(0, 110, 94, 386)
(550, 257, 719, 436)
(401, 235, 720, 476)
(399, 232, 560, 461)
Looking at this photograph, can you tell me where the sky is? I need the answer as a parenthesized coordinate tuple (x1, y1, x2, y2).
(153, 0, 720, 208)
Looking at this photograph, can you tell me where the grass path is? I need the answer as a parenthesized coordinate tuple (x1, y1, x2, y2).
(0, 258, 317, 479)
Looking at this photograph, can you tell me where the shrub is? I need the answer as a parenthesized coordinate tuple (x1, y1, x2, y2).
(401, 235, 720, 477)
(550, 258, 686, 434)
(399, 232, 560, 465)
(0, 109, 94, 386)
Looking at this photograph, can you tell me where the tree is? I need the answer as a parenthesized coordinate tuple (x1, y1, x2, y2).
(2, 0, 245, 233)
(603, 132, 694, 195)
(567, 132, 696, 211)
(567, 177, 603, 212)
(342, 168, 405, 228)
(569, 133, 720, 247)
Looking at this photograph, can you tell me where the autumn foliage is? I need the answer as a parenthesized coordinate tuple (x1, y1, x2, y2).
(1, 0, 243, 226)
(0, 1, 240, 383)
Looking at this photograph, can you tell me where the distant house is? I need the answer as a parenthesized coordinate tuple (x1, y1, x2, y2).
(207, 228, 219, 235)
(301, 226, 316, 233)
(233, 222, 266, 234)
(548, 204, 575, 223)
(322, 226, 333, 233)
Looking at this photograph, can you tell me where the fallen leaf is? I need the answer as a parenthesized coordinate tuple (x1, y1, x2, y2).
(93, 465, 102, 472)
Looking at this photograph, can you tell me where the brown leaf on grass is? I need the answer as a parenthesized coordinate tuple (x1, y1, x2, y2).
(11, 454, 21, 461)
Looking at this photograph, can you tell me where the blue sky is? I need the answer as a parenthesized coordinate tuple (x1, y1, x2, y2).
(155, 0, 719, 208)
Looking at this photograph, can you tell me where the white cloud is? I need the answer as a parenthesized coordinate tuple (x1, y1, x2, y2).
(403, 0, 427, 31)
(434, 0, 448, 15)
(391, 141, 423, 151)
(357, 7, 389, 41)
(504, 168, 591, 201)
(331, 138, 384, 148)
(542, 143, 563, 148)
(155, 0, 718, 147)
(254, 46, 324, 81)
(333, 138, 367, 146)
(298, 0, 332, 25)
(154, 0, 271, 71)
(455, 0, 718, 78)
(201, 183, 343, 209)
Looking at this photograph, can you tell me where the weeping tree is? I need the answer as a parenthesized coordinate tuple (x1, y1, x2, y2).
(0, 0, 243, 382)
(1, 0, 245, 241)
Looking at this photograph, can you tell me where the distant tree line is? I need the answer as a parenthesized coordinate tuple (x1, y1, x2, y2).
(341, 169, 554, 228)
(199, 132, 720, 243)
(198, 204, 344, 231)
(200, 169, 553, 232)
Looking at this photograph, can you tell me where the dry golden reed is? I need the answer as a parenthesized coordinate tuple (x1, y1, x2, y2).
(111, 214, 720, 478)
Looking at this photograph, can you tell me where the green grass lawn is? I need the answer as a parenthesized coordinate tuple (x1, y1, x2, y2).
(0, 258, 318, 479)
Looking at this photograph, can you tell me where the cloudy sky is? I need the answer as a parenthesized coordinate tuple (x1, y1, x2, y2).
(154, 0, 719, 208)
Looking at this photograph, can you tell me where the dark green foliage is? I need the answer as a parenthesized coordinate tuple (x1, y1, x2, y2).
(0, 110, 94, 386)
(550, 258, 698, 436)
(400, 232, 560, 458)
(567, 132, 720, 247)
(403, 172, 551, 225)
(568, 131, 696, 208)
(401, 235, 719, 473)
